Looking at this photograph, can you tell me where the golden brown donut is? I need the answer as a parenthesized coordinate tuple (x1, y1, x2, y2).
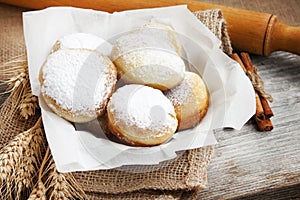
(40, 48, 117, 123)
(164, 72, 209, 130)
(107, 84, 178, 146)
(111, 23, 185, 91)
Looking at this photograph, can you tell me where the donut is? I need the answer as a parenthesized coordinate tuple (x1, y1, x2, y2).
(164, 72, 209, 130)
(40, 48, 117, 123)
(111, 23, 185, 90)
(98, 113, 129, 146)
(141, 23, 183, 56)
(52, 33, 112, 56)
(107, 84, 178, 146)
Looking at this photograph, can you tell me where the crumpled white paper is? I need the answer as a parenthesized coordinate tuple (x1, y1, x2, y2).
(23, 5, 255, 172)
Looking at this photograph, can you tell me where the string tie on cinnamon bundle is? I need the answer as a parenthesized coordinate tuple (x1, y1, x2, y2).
(246, 66, 273, 102)
(230, 52, 274, 131)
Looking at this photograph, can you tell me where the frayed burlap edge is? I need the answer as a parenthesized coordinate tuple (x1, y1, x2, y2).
(194, 9, 233, 54)
(73, 147, 213, 195)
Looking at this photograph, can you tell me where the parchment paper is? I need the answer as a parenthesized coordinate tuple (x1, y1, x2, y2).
(23, 5, 255, 172)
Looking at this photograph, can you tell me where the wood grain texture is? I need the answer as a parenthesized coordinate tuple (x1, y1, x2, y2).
(232, 184, 300, 200)
(198, 51, 300, 199)
(201, 0, 300, 27)
(264, 16, 300, 55)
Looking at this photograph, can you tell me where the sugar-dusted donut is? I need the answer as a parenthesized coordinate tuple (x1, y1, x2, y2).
(40, 48, 117, 123)
(111, 23, 185, 90)
(107, 84, 178, 146)
(164, 72, 209, 130)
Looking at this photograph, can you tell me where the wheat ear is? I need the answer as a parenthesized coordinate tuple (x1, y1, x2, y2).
(0, 128, 33, 199)
(15, 126, 46, 199)
(44, 153, 87, 199)
(0, 70, 29, 121)
(0, 117, 45, 199)
(28, 146, 50, 200)
(19, 83, 39, 120)
(0, 56, 38, 120)
(0, 56, 28, 94)
(27, 181, 47, 200)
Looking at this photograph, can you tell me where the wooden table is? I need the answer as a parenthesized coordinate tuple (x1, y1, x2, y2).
(0, 2, 300, 199)
(198, 51, 300, 199)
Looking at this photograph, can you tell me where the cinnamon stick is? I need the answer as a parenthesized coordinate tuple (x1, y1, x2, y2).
(240, 52, 274, 131)
(240, 52, 254, 72)
(255, 93, 265, 120)
(260, 96, 274, 118)
(255, 117, 274, 131)
(240, 52, 272, 120)
(240, 52, 275, 119)
(230, 52, 275, 131)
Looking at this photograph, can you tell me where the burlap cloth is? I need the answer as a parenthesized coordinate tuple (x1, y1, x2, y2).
(0, 5, 232, 199)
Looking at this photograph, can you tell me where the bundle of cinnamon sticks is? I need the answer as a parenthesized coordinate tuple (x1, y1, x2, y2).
(230, 52, 274, 131)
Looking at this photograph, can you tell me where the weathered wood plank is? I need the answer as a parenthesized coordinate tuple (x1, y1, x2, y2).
(198, 51, 300, 199)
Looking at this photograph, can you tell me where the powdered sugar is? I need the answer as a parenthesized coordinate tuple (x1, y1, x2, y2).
(165, 72, 196, 105)
(56, 33, 112, 56)
(108, 84, 177, 133)
(111, 24, 180, 60)
(41, 49, 116, 118)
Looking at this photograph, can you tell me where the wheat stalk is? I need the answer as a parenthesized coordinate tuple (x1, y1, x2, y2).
(0, 55, 27, 85)
(0, 56, 27, 101)
(0, 117, 45, 199)
(48, 169, 73, 199)
(27, 146, 50, 200)
(6, 71, 27, 93)
(0, 129, 32, 200)
(0, 72, 29, 121)
(0, 129, 32, 189)
(27, 146, 87, 200)
(1, 57, 39, 119)
(0, 62, 27, 95)
(19, 84, 39, 120)
(15, 126, 46, 199)
(44, 154, 87, 200)
(0, 56, 39, 120)
(27, 181, 47, 200)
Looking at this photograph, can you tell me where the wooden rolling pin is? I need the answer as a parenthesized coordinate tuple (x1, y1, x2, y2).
(2, 0, 300, 55)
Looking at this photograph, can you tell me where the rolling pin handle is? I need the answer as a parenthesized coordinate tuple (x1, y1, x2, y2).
(264, 15, 300, 56)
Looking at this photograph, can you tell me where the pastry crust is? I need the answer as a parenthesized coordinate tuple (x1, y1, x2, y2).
(111, 23, 185, 91)
(40, 48, 117, 123)
(165, 72, 209, 130)
(106, 84, 178, 146)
